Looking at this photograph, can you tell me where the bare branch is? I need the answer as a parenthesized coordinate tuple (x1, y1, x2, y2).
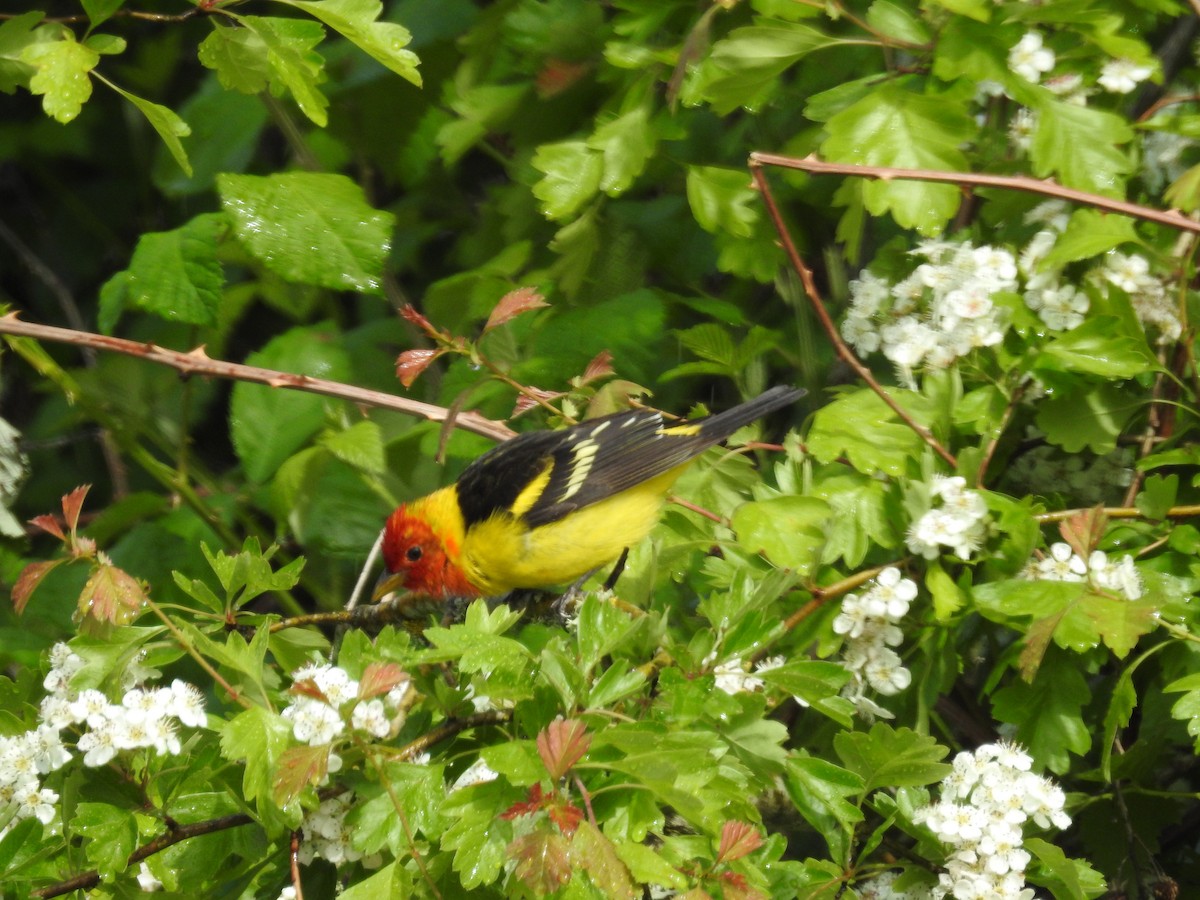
(750, 153, 1200, 234)
(0, 313, 516, 443)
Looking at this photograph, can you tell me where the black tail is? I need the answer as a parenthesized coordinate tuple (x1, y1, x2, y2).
(696, 385, 805, 441)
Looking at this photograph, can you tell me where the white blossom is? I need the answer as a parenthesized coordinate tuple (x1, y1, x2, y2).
(1098, 58, 1154, 94)
(1008, 32, 1055, 83)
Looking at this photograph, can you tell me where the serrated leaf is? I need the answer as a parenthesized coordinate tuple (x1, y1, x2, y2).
(531, 141, 603, 220)
(822, 82, 975, 234)
(220, 706, 294, 808)
(102, 77, 192, 176)
(71, 802, 139, 878)
(273, 744, 333, 805)
(759, 660, 851, 706)
(79, 562, 146, 625)
(1033, 383, 1138, 455)
(686, 166, 757, 237)
(784, 756, 864, 860)
(280, 0, 421, 86)
(1030, 98, 1134, 198)
(1025, 837, 1107, 899)
(833, 723, 951, 794)
(229, 325, 353, 483)
(511, 825, 573, 895)
(1040, 208, 1137, 268)
(1034, 317, 1159, 380)
(319, 420, 385, 474)
(218, 172, 394, 293)
(22, 32, 99, 123)
(200, 16, 329, 126)
(587, 106, 656, 196)
(12, 558, 67, 614)
(571, 821, 636, 898)
(807, 388, 929, 477)
(0, 13, 45, 93)
(732, 496, 830, 576)
(484, 286, 548, 333)
(991, 650, 1091, 773)
(103, 212, 223, 330)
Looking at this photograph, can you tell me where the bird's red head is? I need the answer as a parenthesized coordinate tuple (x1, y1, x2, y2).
(378, 504, 479, 599)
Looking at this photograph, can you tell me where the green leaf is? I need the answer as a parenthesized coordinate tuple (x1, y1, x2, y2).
(758, 660, 850, 706)
(441, 780, 514, 888)
(586, 106, 656, 197)
(199, 16, 328, 126)
(990, 649, 1091, 773)
(689, 21, 839, 115)
(531, 141, 603, 220)
(81, 0, 123, 29)
(339, 862, 414, 899)
(822, 81, 975, 234)
(1030, 97, 1134, 198)
(865, 1, 932, 44)
(686, 166, 758, 238)
(218, 172, 394, 294)
(1034, 316, 1159, 380)
(219, 706, 294, 810)
(229, 325, 353, 483)
(319, 420, 385, 475)
(1033, 383, 1139, 455)
(732, 496, 830, 576)
(99, 212, 224, 332)
(22, 30, 99, 123)
(807, 388, 930, 477)
(833, 723, 951, 794)
(1166, 672, 1200, 751)
(0, 12, 43, 93)
(925, 560, 964, 621)
(1040, 209, 1138, 268)
(71, 803, 139, 878)
(784, 756, 865, 861)
(99, 76, 193, 176)
(280, 0, 421, 86)
(1025, 837, 1108, 900)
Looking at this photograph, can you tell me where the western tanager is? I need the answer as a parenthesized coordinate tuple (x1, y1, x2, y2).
(375, 385, 802, 601)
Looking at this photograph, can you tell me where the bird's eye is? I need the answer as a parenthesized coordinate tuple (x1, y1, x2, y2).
(406, 545, 423, 563)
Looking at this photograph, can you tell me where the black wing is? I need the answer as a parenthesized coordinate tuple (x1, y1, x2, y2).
(455, 386, 802, 529)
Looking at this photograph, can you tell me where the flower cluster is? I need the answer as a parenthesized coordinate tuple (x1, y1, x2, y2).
(916, 742, 1070, 900)
(855, 870, 933, 900)
(843, 240, 1013, 385)
(906, 476, 989, 561)
(1095, 252, 1183, 345)
(297, 792, 381, 868)
(282, 662, 412, 754)
(1, 643, 207, 840)
(707, 653, 784, 696)
(833, 567, 916, 719)
(1022, 542, 1144, 600)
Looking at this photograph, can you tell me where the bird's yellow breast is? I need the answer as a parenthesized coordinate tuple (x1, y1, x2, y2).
(461, 467, 682, 595)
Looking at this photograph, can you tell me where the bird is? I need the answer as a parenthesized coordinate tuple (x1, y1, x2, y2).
(374, 385, 803, 603)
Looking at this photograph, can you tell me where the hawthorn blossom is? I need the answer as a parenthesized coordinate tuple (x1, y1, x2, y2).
(1008, 32, 1055, 83)
(1098, 58, 1154, 93)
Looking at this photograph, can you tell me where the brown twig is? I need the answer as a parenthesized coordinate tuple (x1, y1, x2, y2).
(748, 162, 958, 469)
(31, 813, 254, 898)
(1035, 504, 1200, 523)
(750, 153, 1200, 235)
(0, 313, 515, 443)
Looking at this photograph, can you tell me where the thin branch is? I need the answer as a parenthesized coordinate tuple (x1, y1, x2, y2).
(32, 812, 254, 898)
(748, 162, 958, 468)
(750, 153, 1200, 235)
(0, 313, 516, 443)
(395, 710, 512, 761)
(1035, 504, 1200, 523)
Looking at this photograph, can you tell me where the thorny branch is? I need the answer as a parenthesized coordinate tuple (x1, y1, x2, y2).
(0, 313, 516, 443)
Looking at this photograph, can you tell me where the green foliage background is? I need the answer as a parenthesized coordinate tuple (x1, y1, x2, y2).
(1, 0, 1199, 897)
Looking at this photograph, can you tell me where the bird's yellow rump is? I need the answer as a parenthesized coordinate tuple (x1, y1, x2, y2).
(376, 385, 802, 601)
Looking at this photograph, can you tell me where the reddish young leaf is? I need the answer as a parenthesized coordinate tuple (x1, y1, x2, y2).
(29, 514, 65, 542)
(273, 744, 332, 805)
(536, 718, 590, 781)
(483, 287, 548, 334)
(12, 558, 66, 614)
(501, 783, 546, 821)
(715, 821, 762, 864)
(1058, 506, 1107, 560)
(536, 59, 591, 98)
(512, 387, 566, 418)
(578, 350, 614, 385)
(548, 800, 584, 838)
(718, 870, 767, 900)
(79, 563, 147, 625)
(61, 485, 90, 536)
(395, 348, 443, 388)
(509, 826, 573, 895)
(290, 678, 329, 704)
(358, 662, 410, 700)
(399, 304, 438, 336)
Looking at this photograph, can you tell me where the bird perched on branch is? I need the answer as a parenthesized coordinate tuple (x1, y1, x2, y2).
(374, 385, 803, 603)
